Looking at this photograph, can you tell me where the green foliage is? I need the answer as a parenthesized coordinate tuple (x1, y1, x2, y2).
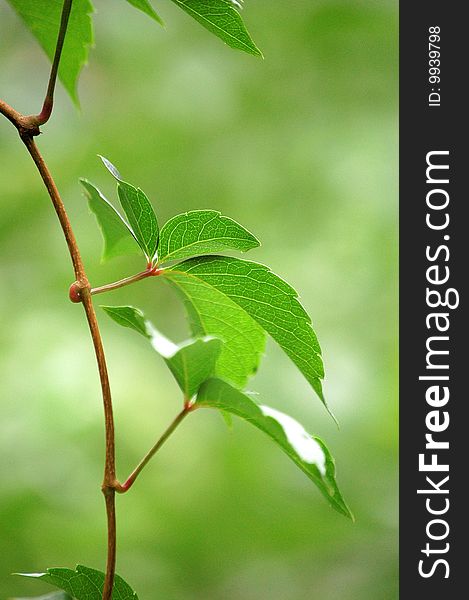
(197, 378, 352, 518)
(168, 0, 262, 56)
(101, 308, 350, 516)
(163, 269, 266, 387)
(102, 305, 223, 399)
(101, 305, 149, 337)
(126, 0, 164, 25)
(158, 210, 260, 263)
(117, 183, 159, 263)
(99, 157, 160, 263)
(4, 0, 260, 105)
(79, 179, 141, 262)
(6, 0, 93, 104)
(165, 256, 329, 412)
(13, 593, 72, 600)
(90, 194, 329, 411)
(16, 565, 138, 600)
(0, 0, 399, 595)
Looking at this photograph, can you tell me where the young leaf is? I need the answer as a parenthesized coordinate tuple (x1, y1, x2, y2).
(162, 271, 266, 387)
(169, 0, 262, 57)
(158, 210, 260, 263)
(117, 182, 159, 261)
(126, 0, 164, 25)
(101, 305, 223, 399)
(16, 564, 138, 600)
(7, 0, 94, 104)
(165, 256, 329, 412)
(79, 179, 141, 261)
(196, 378, 352, 519)
(100, 156, 159, 262)
(101, 305, 149, 337)
(99, 155, 122, 181)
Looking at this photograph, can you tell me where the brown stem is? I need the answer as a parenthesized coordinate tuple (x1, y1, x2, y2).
(22, 137, 86, 280)
(35, 0, 73, 126)
(0, 115, 118, 598)
(117, 407, 190, 494)
(0, 99, 40, 137)
(22, 138, 117, 599)
(1, 2, 116, 597)
(90, 267, 161, 298)
(24, 0, 73, 127)
(0, 0, 72, 130)
(103, 490, 117, 597)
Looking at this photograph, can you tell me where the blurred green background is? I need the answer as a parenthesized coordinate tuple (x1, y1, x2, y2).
(0, 0, 397, 598)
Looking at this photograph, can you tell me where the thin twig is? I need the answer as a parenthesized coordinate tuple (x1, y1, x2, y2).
(90, 267, 161, 298)
(0, 99, 40, 136)
(0, 0, 72, 131)
(22, 137, 86, 280)
(2, 2, 137, 597)
(2, 1, 119, 589)
(33, 0, 73, 126)
(21, 137, 118, 599)
(117, 407, 190, 493)
(0, 99, 24, 128)
(2, 0, 118, 594)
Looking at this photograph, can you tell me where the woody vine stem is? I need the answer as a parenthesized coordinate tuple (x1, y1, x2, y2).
(0, 1, 187, 597)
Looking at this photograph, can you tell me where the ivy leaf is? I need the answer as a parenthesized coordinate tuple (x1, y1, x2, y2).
(125, 0, 164, 25)
(162, 270, 266, 387)
(6, 0, 94, 104)
(165, 256, 331, 416)
(158, 210, 260, 263)
(99, 157, 159, 263)
(101, 305, 222, 399)
(169, 0, 262, 57)
(15, 564, 138, 600)
(196, 378, 352, 519)
(79, 178, 141, 262)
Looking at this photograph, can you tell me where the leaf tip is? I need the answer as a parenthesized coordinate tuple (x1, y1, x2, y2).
(337, 499, 354, 521)
(251, 45, 264, 59)
(78, 177, 91, 194)
(98, 155, 122, 181)
(313, 380, 338, 426)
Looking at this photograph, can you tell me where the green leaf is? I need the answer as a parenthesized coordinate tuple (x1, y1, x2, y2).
(16, 564, 138, 600)
(99, 155, 122, 180)
(158, 210, 260, 263)
(79, 179, 141, 262)
(162, 270, 266, 387)
(101, 305, 222, 398)
(159, 336, 223, 399)
(101, 305, 150, 337)
(196, 378, 352, 519)
(117, 182, 159, 262)
(220, 409, 233, 428)
(165, 256, 330, 414)
(169, 0, 262, 57)
(7, 0, 94, 104)
(12, 593, 72, 600)
(100, 157, 159, 263)
(125, 0, 164, 25)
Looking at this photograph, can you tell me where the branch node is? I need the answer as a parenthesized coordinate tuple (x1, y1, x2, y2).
(18, 117, 42, 138)
(69, 279, 90, 303)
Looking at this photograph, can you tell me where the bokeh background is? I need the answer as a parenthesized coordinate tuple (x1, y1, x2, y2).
(0, 0, 398, 598)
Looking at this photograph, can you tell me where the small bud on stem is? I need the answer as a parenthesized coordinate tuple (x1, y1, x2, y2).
(69, 282, 82, 303)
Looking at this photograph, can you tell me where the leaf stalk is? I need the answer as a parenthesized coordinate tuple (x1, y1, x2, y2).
(90, 266, 162, 298)
(117, 406, 192, 493)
